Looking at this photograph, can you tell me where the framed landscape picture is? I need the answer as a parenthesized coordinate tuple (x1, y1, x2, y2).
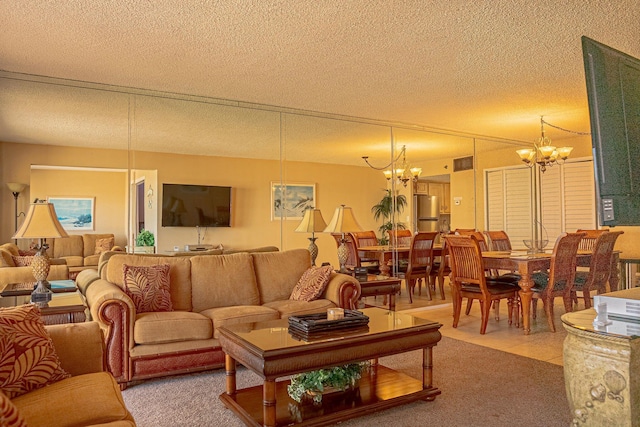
(48, 197, 95, 231)
(271, 182, 315, 220)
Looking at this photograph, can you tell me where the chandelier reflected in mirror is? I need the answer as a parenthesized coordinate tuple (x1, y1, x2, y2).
(516, 116, 574, 172)
(362, 145, 421, 187)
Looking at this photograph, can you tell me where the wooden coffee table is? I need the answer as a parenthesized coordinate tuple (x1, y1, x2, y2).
(218, 307, 442, 427)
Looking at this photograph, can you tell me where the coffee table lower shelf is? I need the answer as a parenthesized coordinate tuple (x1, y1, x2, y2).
(219, 365, 440, 427)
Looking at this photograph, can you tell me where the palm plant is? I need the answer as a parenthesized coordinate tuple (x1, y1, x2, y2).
(371, 189, 407, 245)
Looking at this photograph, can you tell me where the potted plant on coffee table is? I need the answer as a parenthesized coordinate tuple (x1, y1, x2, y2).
(287, 362, 369, 404)
(133, 229, 155, 254)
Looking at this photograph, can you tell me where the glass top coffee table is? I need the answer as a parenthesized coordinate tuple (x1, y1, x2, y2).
(218, 307, 442, 427)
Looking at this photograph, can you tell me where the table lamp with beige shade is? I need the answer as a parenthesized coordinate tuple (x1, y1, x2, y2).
(295, 207, 327, 266)
(12, 201, 69, 303)
(323, 205, 363, 273)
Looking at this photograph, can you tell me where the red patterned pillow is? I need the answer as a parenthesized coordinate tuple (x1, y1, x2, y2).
(0, 305, 70, 399)
(94, 237, 115, 255)
(17, 249, 37, 256)
(123, 264, 173, 313)
(11, 256, 33, 267)
(0, 390, 27, 427)
(290, 265, 333, 301)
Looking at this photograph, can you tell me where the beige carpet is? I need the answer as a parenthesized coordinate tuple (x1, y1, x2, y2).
(122, 337, 572, 426)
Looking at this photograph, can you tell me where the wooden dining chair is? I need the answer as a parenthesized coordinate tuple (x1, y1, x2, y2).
(483, 230, 521, 282)
(576, 229, 609, 252)
(351, 230, 381, 272)
(387, 229, 413, 247)
(444, 234, 519, 334)
(572, 231, 623, 309)
(484, 230, 513, 251)
(431, 232, 453, 301)
(455, 229, 489, 251)
(531, 232, 584, 332)
(404, 231, 438, 302)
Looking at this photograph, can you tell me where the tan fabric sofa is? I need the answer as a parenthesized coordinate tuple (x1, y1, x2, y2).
(0, 243, 69, 289)
(10, 322, 136, 427)
(48, 233, 123, 276)
(83, 248, 361, 388)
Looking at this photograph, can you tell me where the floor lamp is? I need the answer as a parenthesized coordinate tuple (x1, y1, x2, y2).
(7, 182, 27, 241)
(323, 205, 363, 273)
(12, 201, 69, 303)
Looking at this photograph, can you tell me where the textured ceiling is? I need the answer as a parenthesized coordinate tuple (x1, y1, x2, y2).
(0, 1, 639, 166)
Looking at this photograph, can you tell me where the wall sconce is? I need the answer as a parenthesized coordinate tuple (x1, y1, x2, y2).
(147, 185, 154, 209)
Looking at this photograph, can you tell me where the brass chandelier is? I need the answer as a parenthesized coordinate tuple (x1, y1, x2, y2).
(516, 116, 574, 172)
(362, 145, 422, 187)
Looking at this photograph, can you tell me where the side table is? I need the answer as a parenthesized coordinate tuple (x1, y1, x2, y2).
(358, 275, 401, 311)
(562, 307, 640, 426)
(0, 291, 87, 325)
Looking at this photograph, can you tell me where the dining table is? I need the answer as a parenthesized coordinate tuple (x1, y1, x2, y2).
(360, 244, 620, 335)
(482, 250, 620, 335)
(359, 245, 416, 276)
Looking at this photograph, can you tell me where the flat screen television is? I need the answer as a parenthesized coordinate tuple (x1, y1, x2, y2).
(582, 36, 640, 226)
(161, 184, 231, 227)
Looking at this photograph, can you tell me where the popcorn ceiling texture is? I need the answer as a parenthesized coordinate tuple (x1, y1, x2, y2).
(0, 1, 638, 163)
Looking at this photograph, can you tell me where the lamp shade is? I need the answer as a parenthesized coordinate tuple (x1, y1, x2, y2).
(7, 182, 27, 193)
(295, 208, 328, 233)
(12, 202, 69, 239)
(323, 205, 363, 233)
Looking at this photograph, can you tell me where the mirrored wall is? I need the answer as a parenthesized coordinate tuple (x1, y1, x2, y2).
(1, 70, 532, 267)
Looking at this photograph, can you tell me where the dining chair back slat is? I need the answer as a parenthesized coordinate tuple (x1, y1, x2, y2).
(455, 229, 489, 251)
(531, 232, 584, 332)
(577, 229, 609, 252)
(387, 229, 413, 247)
(404, 231, 438, 302)
(573, 231, 623, 308)
(484, 230, 513, 251)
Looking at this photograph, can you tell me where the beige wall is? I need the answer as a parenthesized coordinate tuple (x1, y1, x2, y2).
(30, 168, 128, 247)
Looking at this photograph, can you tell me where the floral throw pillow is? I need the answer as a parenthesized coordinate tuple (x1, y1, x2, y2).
(0, 305, 71, 399)
(10, 256, 33, 267)
(123, 264, 173, 313)
(290, 265, 333, 302)
(94, 237, 115, 255)
(0, 390, 27, 427)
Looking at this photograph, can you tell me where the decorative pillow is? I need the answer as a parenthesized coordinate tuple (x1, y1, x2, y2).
(0, 250, 15, 268)
(94, 237, 115, 255)
(10, 256, 33, 267)
(0, 305, 70, 399)
(123, 264, 173, 313)
(17, 249, 37, 256)
(0, 390, 27, 427)
(290, 265, 333, 302)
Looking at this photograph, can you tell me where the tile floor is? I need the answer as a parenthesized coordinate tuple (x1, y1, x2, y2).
(360, 281, 586, 366)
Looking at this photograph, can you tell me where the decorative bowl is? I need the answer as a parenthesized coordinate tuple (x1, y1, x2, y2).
(523, 239, 548, 253)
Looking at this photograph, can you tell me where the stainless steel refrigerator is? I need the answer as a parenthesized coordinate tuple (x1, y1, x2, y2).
(414, 194, 440, 232)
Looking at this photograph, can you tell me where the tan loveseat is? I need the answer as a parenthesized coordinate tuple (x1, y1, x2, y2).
(83, 248, 361, 387)
(48, 233, 123, 277)
(10, 322, 136, 426)
(0, 243, 69, 289)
